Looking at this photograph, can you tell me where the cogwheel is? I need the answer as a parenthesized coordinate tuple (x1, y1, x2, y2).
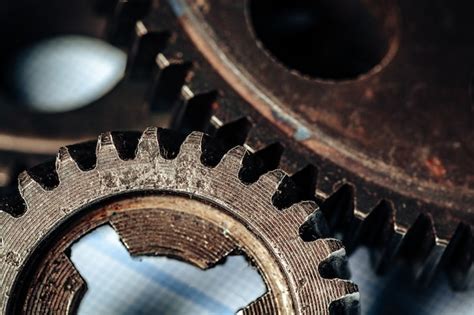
(0, 128, 358, 314)
(0, 0, 187, 187)
(135, 0, 473, 289)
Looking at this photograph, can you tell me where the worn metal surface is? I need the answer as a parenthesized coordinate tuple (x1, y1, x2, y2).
(1, 0, 472, 291)
(145, 0, 474, 287)
(0, 129, 359, 314)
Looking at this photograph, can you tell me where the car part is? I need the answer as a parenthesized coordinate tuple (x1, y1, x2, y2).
(0, 128, 359, 314)
(141, 1, 472, 288)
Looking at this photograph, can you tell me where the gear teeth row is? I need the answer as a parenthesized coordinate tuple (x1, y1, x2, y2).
(82, 0, 473, 290)
(1, 128, 358, 314)
(150, 55, 193, 112)
(147, 1, 474, 286)
(177, 112, 474, 288)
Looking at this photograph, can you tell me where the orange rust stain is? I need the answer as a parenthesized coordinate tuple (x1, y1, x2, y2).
(425, 157, 446, 178)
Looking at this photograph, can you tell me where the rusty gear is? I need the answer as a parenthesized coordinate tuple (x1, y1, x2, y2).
(145, 0, 473, 288)
(0, 128, 358, 314)
(1, 0, 472, 290)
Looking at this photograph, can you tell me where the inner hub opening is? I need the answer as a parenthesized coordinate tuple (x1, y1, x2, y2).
(248, 0, 398, 80)
(70, 225, 266, 314)
(14, 195, 290, 314)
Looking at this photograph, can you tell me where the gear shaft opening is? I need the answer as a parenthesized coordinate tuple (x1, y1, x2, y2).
(248, 0, 398, 80)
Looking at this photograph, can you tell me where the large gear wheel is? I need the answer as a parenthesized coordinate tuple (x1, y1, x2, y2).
(0, 128, 358, 314)
(133, 0, 473, 288)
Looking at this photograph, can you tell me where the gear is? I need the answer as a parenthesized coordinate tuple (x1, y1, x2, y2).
(0, 0, 184, 186)
(0, 128, 358, 314)
(2, 0, 472, 289)
(130, 0, 473, 288)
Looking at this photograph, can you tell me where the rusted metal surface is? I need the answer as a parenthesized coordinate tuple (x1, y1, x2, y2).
(148, 0, 474, 287)
(176, 0, 474, 203)
(1, 0, 471, 296)
(0, 129, 359, 314)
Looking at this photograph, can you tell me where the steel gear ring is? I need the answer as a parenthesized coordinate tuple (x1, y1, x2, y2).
(0, 128, 358, 314)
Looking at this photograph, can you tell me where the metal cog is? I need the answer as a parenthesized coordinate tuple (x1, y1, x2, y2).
(0, 128, 359, 314)
(128, 1, 473, 288)
(2, 0, 471, 290)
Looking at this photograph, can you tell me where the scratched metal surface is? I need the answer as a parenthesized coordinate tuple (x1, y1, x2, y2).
(10, 34, 474, 315)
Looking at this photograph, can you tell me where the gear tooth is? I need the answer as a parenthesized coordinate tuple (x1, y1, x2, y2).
(214, 146, 247, 174)
(171, 91, 217, 133)
(126, 20, 170, 79)
(352, 200, 395, 254)
(417, 244, 445, 287)
(55, 147, 80, 182)
(177, 131, 204, 157)
(149, 55, 193, 113)
(289, 199, 318, 214)
(290, 164, 318, 201)
(106, 0, 152, 45)
(442, 222, 474, 290)
(319, 244, 351, 280)
(328, 291, 360, 315)
(136, 127, 160, 161)
(325, 238, 345, 254)
(239, 143, 284, 184)
(200, 117, 252, 167)
(253, 169, 288, 192)
(272, 170, 317, 210)
(397, 213, 436, 267)
(320, 183, 355, 231)
(18, 170, 45, 207)
(299, 207, 331, 241)
(317, 239, 360, 314)
(96, 131, 120, 165)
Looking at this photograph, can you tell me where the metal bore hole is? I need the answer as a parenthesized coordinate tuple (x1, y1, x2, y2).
(248, 0, 396, 80)
(70, 225, 267, 314)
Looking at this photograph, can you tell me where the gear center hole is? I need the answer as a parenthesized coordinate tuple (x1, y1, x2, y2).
(70, 225, 267, 314)
(248, 0, 399, 80)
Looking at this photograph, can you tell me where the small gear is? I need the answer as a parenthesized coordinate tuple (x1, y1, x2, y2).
(0, 128, 358, 314)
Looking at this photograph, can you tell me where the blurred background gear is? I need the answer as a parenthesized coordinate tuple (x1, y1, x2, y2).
(0, 0, 176, 187)
(0, 129, 358, 314)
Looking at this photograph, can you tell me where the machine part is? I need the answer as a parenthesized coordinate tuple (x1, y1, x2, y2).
(0, 128, 359, 314)
(0, 0, 181, 183)
(135, 1, 472, 288)
(1, 0, 471, 289)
